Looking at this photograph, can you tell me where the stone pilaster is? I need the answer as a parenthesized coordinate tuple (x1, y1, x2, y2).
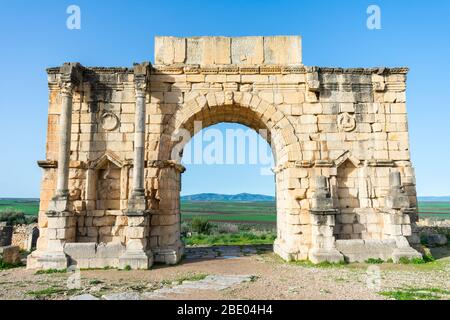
(127, 62, 149, 212)
(150, 161, 185, 265)
(308, 176, 344, 263)
(48, 77, 74, 212)
(120, 62, 153, 269)
(119, 213, 153, 269)
(383, 171, 422, 262)
(28, 63, 83, 270)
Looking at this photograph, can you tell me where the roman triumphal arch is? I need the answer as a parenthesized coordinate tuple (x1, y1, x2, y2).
(28, 36, 422, 270)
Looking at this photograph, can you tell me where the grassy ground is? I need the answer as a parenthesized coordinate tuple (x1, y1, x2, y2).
(183, 232, 276, 246)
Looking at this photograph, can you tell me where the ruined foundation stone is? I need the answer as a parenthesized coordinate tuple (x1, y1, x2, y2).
(12, 224, 39, 251)
(27, 36, 421, 269)
(0, 246, 21, 265)
(0, 223, 13, 247)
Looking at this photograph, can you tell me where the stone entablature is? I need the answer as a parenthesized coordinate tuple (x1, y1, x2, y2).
(28, 36, 421, 270)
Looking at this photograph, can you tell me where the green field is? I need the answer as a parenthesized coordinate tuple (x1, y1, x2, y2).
(418, 202, 450, 219)
(181, 201, 276, 223)
(1, 198, 449, 222)
(0, 198, 40, 215)
(181, 200, 450, 223)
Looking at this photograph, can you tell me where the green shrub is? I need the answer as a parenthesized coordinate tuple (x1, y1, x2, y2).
(423, 252, 435, 263)
(181, 221, 190, 234)
(365, 258, 384, 264)
(399, 257, 426, 264)
(190, 217, 212, 235)
(0, 260, 24, 270)
(0, 210, 37, 226)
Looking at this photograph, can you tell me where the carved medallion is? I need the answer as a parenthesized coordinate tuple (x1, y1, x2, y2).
(101, 112, 120, 131)
(224, 91, 234, 105)
(69, 188, 81, 201)
(337, 112, 356, 132)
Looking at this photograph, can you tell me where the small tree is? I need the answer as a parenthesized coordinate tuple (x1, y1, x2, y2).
(0, 210, 37, 226)
(189, 216, 212, 235)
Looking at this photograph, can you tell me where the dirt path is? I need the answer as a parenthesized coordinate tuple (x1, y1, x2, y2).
(0, 248, 449, 300)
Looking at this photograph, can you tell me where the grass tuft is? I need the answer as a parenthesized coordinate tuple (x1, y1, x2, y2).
(35, 268, 66, 275)
(27, 286, 81, 299)
(399, 257, 426, 264)
(365, 258, 384, 264)
(289, 260, 347, 268)
(175, 273, 208, 284)
(379, 287, 450, 300)
(0, 260, 24, 270)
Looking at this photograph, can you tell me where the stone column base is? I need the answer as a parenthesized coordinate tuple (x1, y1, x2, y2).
(308, 248, 344, 264)
(26, 250, 68, 270)
(273, 240, 293, 261)
(118, 250, 153, 270)
(153, 244, 184, 265)
(273, 239, 308, 261)
(392, 247, 422, 263)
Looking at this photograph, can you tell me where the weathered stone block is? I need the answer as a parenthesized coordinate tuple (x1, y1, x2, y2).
(0, 245, 21, 264)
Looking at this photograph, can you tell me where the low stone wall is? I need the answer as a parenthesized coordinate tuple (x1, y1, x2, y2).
(417, 218, 450, 228)
(416, 219, 449, 246)
(11, 223, 39, 251)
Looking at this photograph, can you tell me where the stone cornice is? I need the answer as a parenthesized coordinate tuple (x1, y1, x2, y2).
(273, 158, 397, 173)
(47, 66, 132, 74)
(37, 160, 57, 169)
(46, 65, 409, 77)
(147, 160, 186, 173)
(150, 65, 408, 75)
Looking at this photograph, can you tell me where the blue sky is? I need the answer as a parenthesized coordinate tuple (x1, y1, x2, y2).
(0, 0, 449, 197)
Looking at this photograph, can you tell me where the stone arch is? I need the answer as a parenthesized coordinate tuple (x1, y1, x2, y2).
(158, 91, 301, 166)
(149, 91, 307, 264)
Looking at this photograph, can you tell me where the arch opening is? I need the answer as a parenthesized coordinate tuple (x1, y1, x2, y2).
(178, 122, 277, 250)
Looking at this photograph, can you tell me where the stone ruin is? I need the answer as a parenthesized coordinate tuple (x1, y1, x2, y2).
(0, 222, 21, 264)
(27, 36, 422, 270)
(12, 224, 39, 252)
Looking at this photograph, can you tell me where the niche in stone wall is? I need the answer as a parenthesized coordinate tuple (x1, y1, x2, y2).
(96, 162, 121, 210)
(79, 152, 130, 244)
(333, 154, 365, 240)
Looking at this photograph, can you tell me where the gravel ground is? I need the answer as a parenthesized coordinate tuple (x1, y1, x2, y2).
(0, 247, 448, 300)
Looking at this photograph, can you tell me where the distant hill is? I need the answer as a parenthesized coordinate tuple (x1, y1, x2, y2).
(418, 196, 450, 202)
(181, 193, 275, 202)
(180, 194, 450, 203)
